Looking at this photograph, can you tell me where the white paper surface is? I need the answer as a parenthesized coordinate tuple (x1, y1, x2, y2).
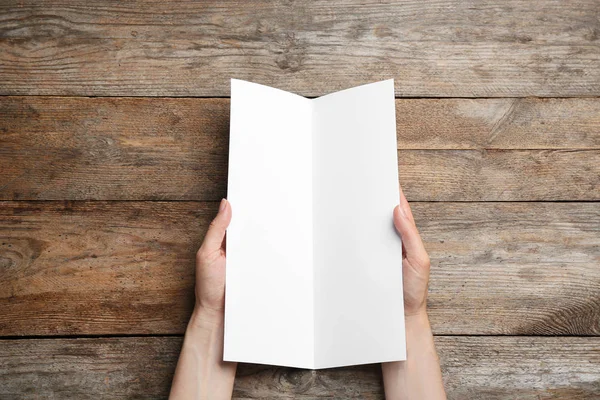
(224, 79, 405, 369)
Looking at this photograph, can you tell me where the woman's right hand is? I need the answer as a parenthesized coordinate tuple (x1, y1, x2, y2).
(383, 188, 446, 400)
(393, 188, 431, 317)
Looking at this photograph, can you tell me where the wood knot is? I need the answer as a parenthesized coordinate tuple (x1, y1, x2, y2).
(0, 238, 45, 279)
(274, 33, 306, 73)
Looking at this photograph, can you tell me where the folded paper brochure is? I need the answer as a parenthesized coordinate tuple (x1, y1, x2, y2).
(224, 79, 405, 369)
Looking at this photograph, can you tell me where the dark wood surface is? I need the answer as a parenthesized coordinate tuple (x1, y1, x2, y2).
(0, 336, 598, 399)
(1, 0, 599, 97)
(1, 201, 598, 336)
(1, 97, 599, 201)
(0, 0, 598, 398)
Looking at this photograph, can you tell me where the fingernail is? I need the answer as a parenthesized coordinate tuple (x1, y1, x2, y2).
(219, 198, 227, 212)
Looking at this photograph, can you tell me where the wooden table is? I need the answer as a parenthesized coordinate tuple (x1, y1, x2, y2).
(1, 1, 599, 398)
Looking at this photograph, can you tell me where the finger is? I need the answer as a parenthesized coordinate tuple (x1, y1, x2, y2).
(399, 186, 415, 224)
(201, 198, 232, 253)
(393, 204, 428, 265)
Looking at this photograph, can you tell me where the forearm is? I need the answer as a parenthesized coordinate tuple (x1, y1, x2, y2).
(382, 312, 446, 400)
(170, 307, 237, 400)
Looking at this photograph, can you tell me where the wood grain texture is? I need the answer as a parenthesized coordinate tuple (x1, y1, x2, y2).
(400, 149, 600, 201)
(0, 336, 598, 399)
(395, 97, 600, 149)
(1, 0, 598, 397)
(1, 201, 598, 336)
(2, 97, 599, 201)
(3, 96, 599, 149)
(1, 0, 599, 97)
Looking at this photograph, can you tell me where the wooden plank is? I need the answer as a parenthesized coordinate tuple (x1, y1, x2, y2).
(400, 149, 600, 201)
(421, 202, 600, 335)
(0, 96, 229, 201)
(0, 336, 598, 399)
(0, 201, 208, 336)
(0, 201, 598, 336)
(0, 337, 180, 399)
(395, 98, 600, 150)
(3, 97, 599, 150)
(438, 337, 600, 400)
(2, 97, 599, 201)
(1, 0, 599, 97)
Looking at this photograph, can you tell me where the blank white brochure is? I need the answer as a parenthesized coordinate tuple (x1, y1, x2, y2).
(224, 79, 405, 369)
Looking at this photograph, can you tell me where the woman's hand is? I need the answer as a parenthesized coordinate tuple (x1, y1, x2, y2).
(382, 188, 446, 400)
(194, 198, 232, 313)
(170, 199, 236, 400)
(393, 188, 430, 317)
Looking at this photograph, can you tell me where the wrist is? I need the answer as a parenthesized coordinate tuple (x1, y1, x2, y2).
(405, 309, 429, 328)
(183, 305, 228, 362)
(188, 305, 224, 333)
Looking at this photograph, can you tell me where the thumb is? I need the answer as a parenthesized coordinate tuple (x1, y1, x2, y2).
(393, 202, 428, 266)
(200, 198, 232, 253)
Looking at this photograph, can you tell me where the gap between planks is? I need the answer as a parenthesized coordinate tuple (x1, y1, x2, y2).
(1, 333, 599, 341)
